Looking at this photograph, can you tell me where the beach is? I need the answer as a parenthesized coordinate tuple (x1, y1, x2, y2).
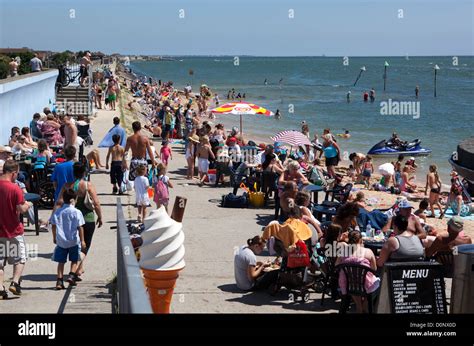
(114, 67, 473, 312)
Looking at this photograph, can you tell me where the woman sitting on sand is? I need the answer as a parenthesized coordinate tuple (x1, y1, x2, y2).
(447, 185, 473, 217)
(400, 166, 417, 193)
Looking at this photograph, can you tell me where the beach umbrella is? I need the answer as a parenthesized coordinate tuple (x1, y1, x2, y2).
(211, 102, 273, 135)
(270, 130, 312, 147)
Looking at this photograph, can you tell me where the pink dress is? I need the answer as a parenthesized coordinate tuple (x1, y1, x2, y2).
(160, 146, 172, 165)
(338, 256, 380, 295)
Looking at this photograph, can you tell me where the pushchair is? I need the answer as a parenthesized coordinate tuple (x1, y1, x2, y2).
(267, 237, 318, 303)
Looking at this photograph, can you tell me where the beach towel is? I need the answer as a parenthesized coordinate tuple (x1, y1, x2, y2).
(98, 125, 127, 148)
(357, 208, 388, 230)
(429, 208, 474, 221)
(262, 218, 312, 248)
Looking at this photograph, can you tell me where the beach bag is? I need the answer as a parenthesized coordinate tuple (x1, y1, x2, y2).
(123, 170, 134, 191)
(287, 240, 310, 268)
(221, 192, 248, 208)
(308, 167, 326, 186)
(154, 176, 169, 203)
(83, 181, 95, 211)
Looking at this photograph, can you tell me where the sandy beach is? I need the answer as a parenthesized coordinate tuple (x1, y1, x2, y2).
(112, 68, 472, 312)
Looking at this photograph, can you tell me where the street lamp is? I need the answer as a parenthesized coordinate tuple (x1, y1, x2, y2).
(383, 61, 389, 92)
(353, 66, 366, 86)
(434, 64, 440, 98)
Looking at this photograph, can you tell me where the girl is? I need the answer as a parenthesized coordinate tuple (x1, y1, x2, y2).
(362, 156, 374, 189)
(133, 165, 151, 222)
(33, 139, 52, 170)
(186, 134, 199, 179)
(153, 163, 174, 211)
(160, 140, 172, 166)
(400, 166, 417, 193)
(424, 164, 443, 218)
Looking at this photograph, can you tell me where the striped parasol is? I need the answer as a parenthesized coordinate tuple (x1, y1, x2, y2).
(211, 102, 273, 135)
(270, 130, 312, 147)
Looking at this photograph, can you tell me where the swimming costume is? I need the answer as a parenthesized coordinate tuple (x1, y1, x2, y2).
(129, 157, 147, 181)
(430, 187, 440, 194)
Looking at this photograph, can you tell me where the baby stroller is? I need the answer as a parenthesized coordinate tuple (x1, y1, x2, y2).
(268, 238, 316, 303)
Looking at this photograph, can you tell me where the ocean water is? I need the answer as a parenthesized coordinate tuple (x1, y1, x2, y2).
(130, 56, 474, 181)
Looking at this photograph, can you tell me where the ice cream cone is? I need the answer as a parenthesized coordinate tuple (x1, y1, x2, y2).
(142, 267, 184, 313)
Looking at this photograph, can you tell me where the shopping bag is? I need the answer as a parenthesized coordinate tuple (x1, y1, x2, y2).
(123, 170, 134, 191)
(287, 240, 310, 268)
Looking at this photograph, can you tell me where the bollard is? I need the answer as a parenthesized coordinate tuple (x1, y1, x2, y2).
(451, 244, 474, 313)
(171, 196, 187, 223)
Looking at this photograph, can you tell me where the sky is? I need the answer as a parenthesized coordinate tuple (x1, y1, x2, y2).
(0, 0, 473, 56)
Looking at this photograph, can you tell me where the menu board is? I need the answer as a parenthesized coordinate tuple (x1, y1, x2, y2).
(386, 262, 447, 314)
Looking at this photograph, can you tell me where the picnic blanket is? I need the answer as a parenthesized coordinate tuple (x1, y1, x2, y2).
(428, 208, 474, 221)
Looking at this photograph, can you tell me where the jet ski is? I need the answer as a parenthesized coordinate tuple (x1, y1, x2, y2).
(367, 138, 431, 157)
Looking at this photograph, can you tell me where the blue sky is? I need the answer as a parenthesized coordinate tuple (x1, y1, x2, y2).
(0, 0, 472, 56)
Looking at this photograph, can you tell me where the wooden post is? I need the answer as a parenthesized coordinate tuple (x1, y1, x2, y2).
(171, 196, 187, 222)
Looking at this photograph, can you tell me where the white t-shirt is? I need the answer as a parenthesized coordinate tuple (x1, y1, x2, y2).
(234, 246, 257, 290)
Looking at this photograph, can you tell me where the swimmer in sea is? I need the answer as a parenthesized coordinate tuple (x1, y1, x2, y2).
(264, 78, 268, 85)
(346, 91, 351, 103)
(337, 130, 351, 139)
(275, 109, 281, 119)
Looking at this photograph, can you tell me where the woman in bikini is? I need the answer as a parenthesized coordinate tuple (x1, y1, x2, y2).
(424, 164, 444, 218)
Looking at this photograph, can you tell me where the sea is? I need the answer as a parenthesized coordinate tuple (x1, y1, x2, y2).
(130, 56, 474, 181)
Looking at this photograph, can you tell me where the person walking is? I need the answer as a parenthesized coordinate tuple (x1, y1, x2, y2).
(0, 160, 30, 298)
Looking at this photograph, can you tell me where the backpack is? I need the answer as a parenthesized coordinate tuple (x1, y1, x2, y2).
(221, 192, 248, 208)
(154, 176, 169, 203)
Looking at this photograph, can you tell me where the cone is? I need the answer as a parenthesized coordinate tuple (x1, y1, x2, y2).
(142, 267, 184, 313)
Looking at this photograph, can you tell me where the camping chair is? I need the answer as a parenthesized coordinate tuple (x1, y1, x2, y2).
(312, 183, 353, 222)
(319, 254, 339, 306)
(261, 171, 279, 205)
(336, 263, 377, 314)
(77, 123, 93, 146)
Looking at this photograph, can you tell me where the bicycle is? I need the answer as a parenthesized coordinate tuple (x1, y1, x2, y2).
(55, 64, 89, 92)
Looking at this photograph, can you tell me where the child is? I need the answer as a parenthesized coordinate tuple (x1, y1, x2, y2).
(197, 135, 215, 186)
(160, 140, 172, 166)
(362, 156, 374, 188)
(133, 164, 151, 222)
(153, 163, 174, 211)
(414, 198, 429, 222)
(50, 188, 86, 289)
(105, 134, 125, 194)
(347, 164, 356, 181)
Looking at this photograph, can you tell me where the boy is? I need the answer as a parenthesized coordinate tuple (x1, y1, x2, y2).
(50, 189, 86, 289)
(106, 134, 125, 194)
(414, 198, 429, 222)
(197, 135, 215, 186)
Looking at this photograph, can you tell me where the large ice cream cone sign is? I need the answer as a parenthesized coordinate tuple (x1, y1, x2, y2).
(140, 206, 185, 313)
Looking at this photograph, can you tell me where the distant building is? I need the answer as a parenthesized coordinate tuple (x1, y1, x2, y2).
(0, 47, 52, 61)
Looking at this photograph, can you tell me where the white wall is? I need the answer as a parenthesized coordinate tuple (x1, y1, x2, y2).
(0, 70, 58, 145)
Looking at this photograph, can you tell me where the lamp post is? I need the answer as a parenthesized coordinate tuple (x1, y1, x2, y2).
(353, 66, 366, 86)
(434, 64, 440, 97)
(383, 61, 389, 92)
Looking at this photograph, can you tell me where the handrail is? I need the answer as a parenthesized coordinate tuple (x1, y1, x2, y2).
(116, 199, 152, 313)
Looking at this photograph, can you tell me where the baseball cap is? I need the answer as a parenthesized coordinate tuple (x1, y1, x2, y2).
(398, 199, 413, 209)
(447, 216, 464, 232)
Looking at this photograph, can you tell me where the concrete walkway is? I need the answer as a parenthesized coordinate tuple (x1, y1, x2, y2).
(1, 107, 120, 313)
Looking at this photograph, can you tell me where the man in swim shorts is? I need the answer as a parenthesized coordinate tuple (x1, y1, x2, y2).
(123, 121, 156, 181)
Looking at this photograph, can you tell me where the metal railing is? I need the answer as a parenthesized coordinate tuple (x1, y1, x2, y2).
(116, 199, 153, 313)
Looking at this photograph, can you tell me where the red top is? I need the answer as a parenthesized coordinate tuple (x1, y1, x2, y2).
(0, 180, 25, 238)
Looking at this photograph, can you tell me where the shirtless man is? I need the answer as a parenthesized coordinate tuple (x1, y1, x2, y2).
(106, 134, 125, 194)
(123, 121, 156, 181)
(349, 152, 366, 176)
(107, 80, 117, 111)
(197, 135, 215, 186)
(80, 52, 92, 87)
(384, 200, 426, 239)
(9, 58, 18, 78)
(63, 114, 78, 158)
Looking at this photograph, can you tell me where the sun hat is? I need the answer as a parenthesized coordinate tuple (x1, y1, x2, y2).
(447, 216, 464, 232)
(0, 146, 13, 153)
(188, 134, 200, 143)
(398, 199, 413, 209)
